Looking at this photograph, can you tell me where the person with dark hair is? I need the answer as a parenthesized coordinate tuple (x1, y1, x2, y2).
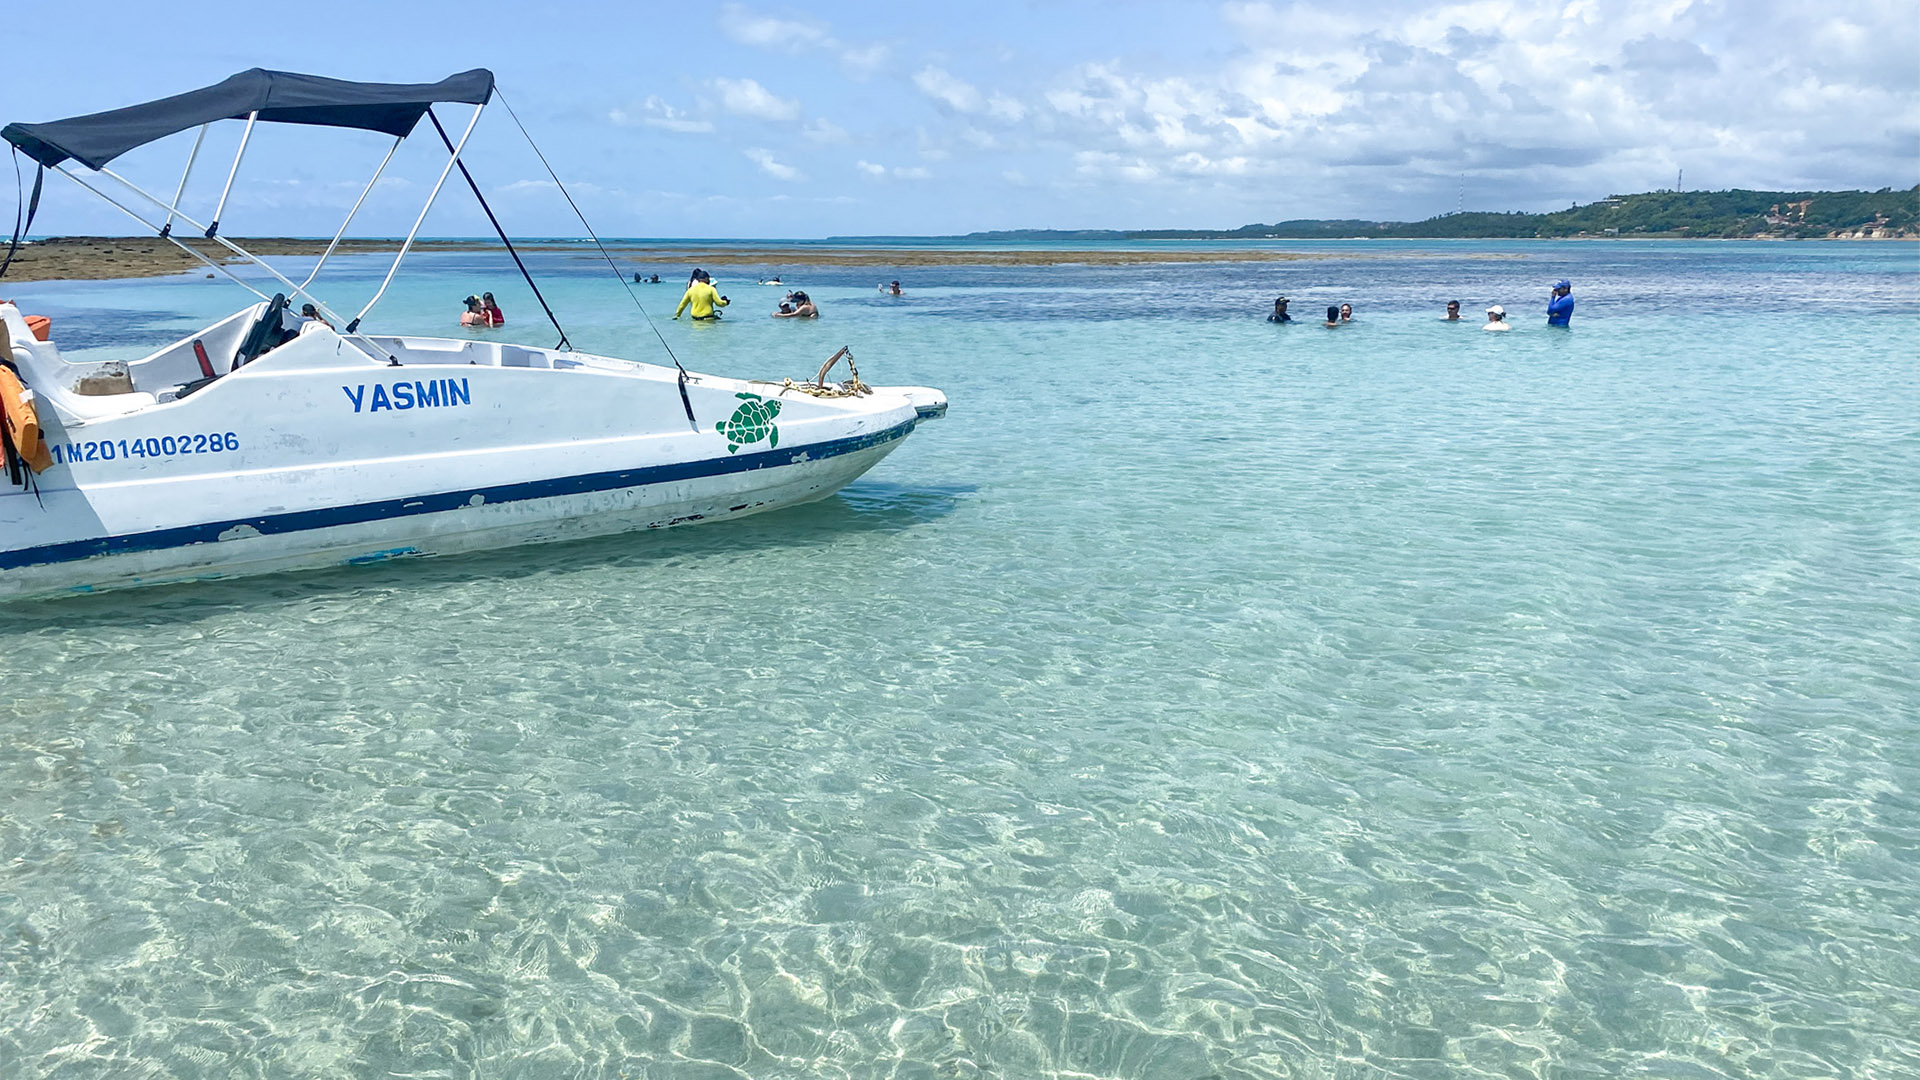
(1443, 300, 1462, 321)
(1339, 303, 1354, 323)
(460, 295, 489, 327)
(674, 269, 729, 321)
(481, 292, 505, 327)
(773, 290, 818, 318)
(1267, 296, 1292, 323)
(1324, 305, 1342, 327)
(297, 302, 332, 335)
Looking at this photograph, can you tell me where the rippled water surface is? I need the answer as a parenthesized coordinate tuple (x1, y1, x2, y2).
(3, 241, 1918, 1078)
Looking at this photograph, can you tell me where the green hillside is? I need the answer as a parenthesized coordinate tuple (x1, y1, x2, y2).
(1387, 188, 1920, 238)
(859, 187, 1920, 243)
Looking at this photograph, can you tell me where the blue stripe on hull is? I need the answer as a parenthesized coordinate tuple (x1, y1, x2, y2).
(2, 418, 915, 572)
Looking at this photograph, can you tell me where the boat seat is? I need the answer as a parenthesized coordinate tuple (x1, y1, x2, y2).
(231, 293, 293, 370)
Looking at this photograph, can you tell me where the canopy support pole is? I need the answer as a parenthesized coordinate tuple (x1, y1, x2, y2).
(50, 164, 269, 300)
(298, 135, 403, 291)
(426, 107, 569, 350)
(347, 102, 483, 334)
(159, 123, 209, 240)
(206, 110, 257, 238)
(96, 165, 343, 324)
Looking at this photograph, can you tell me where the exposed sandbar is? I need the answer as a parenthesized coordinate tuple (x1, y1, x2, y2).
(4, 236, 1368, 283)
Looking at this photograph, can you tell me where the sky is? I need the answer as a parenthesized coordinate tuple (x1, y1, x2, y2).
(7, 0, 1917, 238)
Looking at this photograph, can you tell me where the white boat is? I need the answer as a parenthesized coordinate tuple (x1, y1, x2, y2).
(0, 70, 944, 600)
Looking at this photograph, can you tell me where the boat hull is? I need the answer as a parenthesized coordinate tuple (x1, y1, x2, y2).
(0, 419, 913, 599)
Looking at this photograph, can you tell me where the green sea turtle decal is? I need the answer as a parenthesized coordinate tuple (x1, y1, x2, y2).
(715, 392, 781, 453)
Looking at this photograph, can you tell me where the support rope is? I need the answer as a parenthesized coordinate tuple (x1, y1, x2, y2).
(0, 150, 43, 282)
(492, 88, 698, 430)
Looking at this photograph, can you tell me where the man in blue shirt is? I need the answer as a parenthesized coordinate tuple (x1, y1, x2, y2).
(1547, 279, 1574, 326)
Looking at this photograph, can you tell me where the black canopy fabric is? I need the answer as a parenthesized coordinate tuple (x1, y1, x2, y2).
(2, 68, 495, 170)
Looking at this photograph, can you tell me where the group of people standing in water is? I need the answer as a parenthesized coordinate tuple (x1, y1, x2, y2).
(660, 267, 846, 321)
(1268, 279, 1575, 331)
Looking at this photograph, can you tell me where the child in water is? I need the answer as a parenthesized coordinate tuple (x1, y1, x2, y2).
(773, 291, 818, 318)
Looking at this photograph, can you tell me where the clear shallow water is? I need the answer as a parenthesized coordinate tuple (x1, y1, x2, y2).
(2, 241, 1918, 1078)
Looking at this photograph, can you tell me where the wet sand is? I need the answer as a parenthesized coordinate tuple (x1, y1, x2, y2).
(4, 236, 1348, 283)
(3, 236, 426, 283)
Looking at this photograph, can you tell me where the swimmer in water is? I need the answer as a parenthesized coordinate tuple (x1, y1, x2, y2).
(1339, 303, 1354, 323)
(880, 280, 904, 296)
(1324, 305, 1342, 327)
(1483, 305, 1511, 331)
(1267, 296, 1292, 323)
(1443, 300, 1462, 321)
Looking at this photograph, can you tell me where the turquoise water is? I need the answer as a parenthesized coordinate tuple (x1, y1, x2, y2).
(3, 241, 1917, 1078)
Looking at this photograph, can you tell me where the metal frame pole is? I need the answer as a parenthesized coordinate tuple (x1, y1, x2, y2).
(298, 135, 403, 291)
(95, 166, 346, 323)
(50, 165, 270, 300)
(206, 110, 257, 238)
(347, 102, 484, 333)
(159, 123, 209, 240)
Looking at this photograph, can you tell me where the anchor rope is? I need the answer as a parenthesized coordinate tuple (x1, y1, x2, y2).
(779, 346, 871, 399)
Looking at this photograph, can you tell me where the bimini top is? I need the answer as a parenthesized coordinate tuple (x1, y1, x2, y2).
(2, 68, 495, 171)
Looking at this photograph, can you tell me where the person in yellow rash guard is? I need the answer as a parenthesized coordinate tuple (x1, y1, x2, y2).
(673, 269, 729, 320)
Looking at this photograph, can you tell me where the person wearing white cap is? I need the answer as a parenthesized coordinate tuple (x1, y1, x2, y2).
(1483, 305, 1512, 331)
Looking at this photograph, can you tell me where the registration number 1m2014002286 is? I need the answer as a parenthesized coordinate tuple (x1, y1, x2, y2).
(51, 432, 241, 465)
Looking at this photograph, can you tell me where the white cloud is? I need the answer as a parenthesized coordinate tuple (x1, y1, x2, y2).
(855, 160, 931, 180)
(719, 4, 890, 74)
(802, 118, 850, 144)
(745, 147, 802, 181)
(711, 77, 801, 122)
(721, 5, 831, 50)
(1006, 0, 1920, 214)
(609, 97, 715, 134)
(914, 66, 985, 113)
(987, 95, 1027, 123)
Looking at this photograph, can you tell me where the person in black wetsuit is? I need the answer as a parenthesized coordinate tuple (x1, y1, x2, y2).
(1267, 296, 1293, 323)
